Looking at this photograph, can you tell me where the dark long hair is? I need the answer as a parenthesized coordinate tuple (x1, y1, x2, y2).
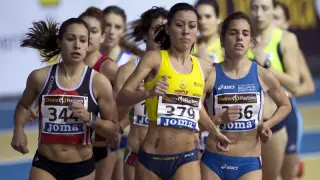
(124, 6, 168, 56)
(154, 3, 199, 50)
(21, 18, 89, 62)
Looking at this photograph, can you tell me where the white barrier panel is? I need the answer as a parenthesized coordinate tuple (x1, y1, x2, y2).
(0, 0, 101, 97)
(0, 0, 194, 97)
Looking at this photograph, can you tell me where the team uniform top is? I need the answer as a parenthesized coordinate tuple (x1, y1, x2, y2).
(116, 51, 133, 67)
(192, 40, 224, 64)
(144, 50, 205, 131)
(38, 64, 99, 145)
(206, 62, 264, 132)
(248, 28, 284, 72)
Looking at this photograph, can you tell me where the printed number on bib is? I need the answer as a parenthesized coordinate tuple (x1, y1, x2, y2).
(222, 105, 253, 119)
(157, 94, 201, 130)
(41, 95, 88, 134)
(216, 93, 261, 132)
(133, 101, 148, 126)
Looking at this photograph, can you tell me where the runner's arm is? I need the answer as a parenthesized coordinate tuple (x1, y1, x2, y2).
(269, 32, 300, 93)
(15, 69, 44, 130)
(91, 73, 119, 137)
(116, 50, 160, 106)
(259, 67, 291, 128)
(293, 49, 315, 97)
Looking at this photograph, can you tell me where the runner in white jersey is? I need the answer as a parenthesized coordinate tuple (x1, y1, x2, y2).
(11, 18, 118, 180)
(113, 7, 168, 180)
(200, 12, 291, 180)
(100, 6, 139, 180)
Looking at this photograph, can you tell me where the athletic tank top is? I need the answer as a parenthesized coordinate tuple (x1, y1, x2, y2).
(193, 40, 224, 63)
(248, 28, 284, 72)
(38, 64, 98, 145)
(132, 58, 149, 126)
(116, 51, 132, 66)
(92, 54, 113, 71)
(206, 62, 264, 132)
(144, 50, 205, 131)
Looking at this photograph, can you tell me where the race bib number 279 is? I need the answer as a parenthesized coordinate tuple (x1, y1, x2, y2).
(157, 94, 201, 130)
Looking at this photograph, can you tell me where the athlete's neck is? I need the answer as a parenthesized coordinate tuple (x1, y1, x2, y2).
(201, 32, 219, 45)
(59, 62, 85, 79)
(255, 24, 275, 47)
(168, 46, 190, 65)
(83, 50, 100, 67)
(101, 44, 121, 60)
(223, 55, 250, 75)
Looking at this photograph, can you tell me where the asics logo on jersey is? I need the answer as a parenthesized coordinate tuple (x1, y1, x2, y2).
(218, 84, 235, 90)
(221, 164, 238, 170)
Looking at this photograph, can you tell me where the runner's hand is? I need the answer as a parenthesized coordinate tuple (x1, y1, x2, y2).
(146, 75, 169, 98)
(11, 129, 29, 154)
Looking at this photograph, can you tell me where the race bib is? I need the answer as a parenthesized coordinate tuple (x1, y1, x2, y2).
(41, 95, 88, 134)
(215, 93, 261, 131)
(157, 94, 201, 131)
(133, 101, 149, 126)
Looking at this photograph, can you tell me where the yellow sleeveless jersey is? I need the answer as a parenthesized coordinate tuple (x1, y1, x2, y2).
(192, 39, 224, 63)
(248, 28, 284, 72)
(144, 50, 205, 131)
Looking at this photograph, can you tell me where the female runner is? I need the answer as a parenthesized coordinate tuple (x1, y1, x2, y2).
(273, 2, 315, 179)
(114, 7, 168, 180)
(201, 11, 291, 180)
(11, 18, 118, 180)
(117, 3, 237, 180)
(250, 0, 301, 179)
(78, 7, 120, 180)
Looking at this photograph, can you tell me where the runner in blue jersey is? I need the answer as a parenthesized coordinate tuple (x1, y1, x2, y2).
(201, 12, 291, 180)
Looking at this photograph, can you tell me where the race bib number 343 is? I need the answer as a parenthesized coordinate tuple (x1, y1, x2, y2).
(41, 95, 88, 134)
(157, 94, 201, 130)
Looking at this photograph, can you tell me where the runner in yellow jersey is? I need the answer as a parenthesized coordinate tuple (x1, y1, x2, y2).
(116, 3, 238, 180)
(273, 2, 315, 179)
(193, 0, 223, 64)
(249, 0, 301, 179)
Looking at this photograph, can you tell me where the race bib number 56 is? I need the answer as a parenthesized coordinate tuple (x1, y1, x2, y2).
(157, 94, 201, 130)
(41, 95, 88, 134)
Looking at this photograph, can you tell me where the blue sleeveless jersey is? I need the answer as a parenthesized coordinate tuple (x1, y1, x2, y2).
(206, 62, 264, 132)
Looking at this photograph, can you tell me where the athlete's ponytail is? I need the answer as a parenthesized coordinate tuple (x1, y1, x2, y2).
(119, 38, 144, 58)
(125, 6, 168, 56)
(155, 3, 199, 50)
(21, 18, 89, 62)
